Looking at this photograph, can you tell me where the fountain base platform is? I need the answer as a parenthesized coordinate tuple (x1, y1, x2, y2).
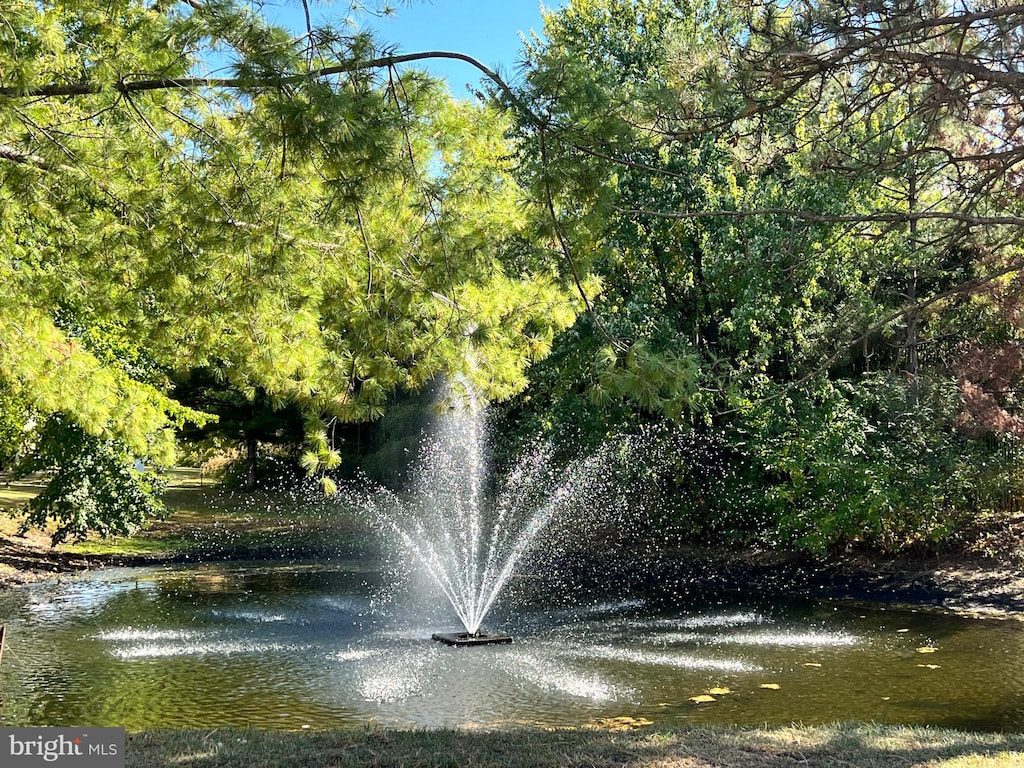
(432, 632, 512, 647)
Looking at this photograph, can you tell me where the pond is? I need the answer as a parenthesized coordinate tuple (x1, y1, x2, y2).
(1, 561, 1022, 731)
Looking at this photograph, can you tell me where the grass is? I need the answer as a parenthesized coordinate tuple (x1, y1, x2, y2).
(123, 724, 1024, 768)
(0, 468, 377, 564)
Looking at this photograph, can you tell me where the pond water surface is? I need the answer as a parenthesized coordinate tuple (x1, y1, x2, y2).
(1, 561, 1022, 731)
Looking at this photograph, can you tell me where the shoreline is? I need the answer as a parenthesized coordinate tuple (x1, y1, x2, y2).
(3, 471, 1022, 617)
(633, 546, 1024, 619)
(3, 530, 1023, 620)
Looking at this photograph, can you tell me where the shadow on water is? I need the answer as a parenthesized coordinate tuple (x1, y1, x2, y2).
(918, 691, 1024, 734)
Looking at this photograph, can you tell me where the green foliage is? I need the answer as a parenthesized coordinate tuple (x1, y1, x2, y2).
(498, 0, 1024, 555)
(734, 375, 981, 551)
(15, 417, 167, 544)
(216, 448, 308, 492)
(0, 383, 32, 470)
(343, 385, 438, 486)
(0, 0, 580, 538)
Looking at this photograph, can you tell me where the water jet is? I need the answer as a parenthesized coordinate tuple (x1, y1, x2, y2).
(367, 378, 577, 639)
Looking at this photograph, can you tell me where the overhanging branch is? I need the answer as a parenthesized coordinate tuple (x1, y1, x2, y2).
(616, 206, 1024, 228)
(0, 143, 52, 170)
(0, 50, 542, 125)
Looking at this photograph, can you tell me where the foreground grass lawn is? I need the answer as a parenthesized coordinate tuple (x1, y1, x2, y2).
(126, 724, 1024, 768)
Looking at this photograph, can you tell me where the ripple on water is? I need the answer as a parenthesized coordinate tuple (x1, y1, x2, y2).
(356, 648, 439, 703)
(110, 641, 307, 659)
(375, 627, 445, 641)
(646, 632, 701, 644)
(678, 612, 766, 628)
(498, 651, 622, 701)
(95, 628, 199, 642)
(210, 609, 293, 624)
(569, 645, 760, 673)
(317, 596, 369, 613)
(712, 630, 859, 647)
(632, 612, 766, 631)
(579, 599, 646, 615)
(334, 647, 380, 662)
(26, 581, 143, 621)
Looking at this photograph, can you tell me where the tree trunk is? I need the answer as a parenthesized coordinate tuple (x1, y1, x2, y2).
(245, 435, 258, 491)
(906, 161, 920, 406)
(906, 269, 919, 398)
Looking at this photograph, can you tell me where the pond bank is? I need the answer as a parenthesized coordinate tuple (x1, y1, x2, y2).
(3, 529, 1022, 620)
(124, 723, 1024, 768)
(611, 546, 1024, 620)
(1, 472, 1023, 618)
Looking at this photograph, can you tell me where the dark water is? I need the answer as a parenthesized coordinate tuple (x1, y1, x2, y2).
(1, 561, 1022, 731)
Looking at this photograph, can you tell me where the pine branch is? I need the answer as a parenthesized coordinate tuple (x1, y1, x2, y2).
(616, 206, 1024, 228)
(0, 143, 52, 169)
(0, 51, 543, 125)
(537, 127, 626, 352)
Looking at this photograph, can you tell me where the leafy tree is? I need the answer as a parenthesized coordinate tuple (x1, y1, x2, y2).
(0, 0, 580, 540)
(14, 416, 167, 544)
(496, 0, 1024, 553)
(171, 368, 307, 491)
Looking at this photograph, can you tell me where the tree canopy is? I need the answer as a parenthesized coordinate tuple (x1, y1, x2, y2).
(4, 0, 1024, 554)
(494, 0, 1024, 552)
(0, 0, 580, 540)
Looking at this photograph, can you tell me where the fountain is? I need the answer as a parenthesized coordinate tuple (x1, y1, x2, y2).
(366, 379, 583, 645)
(430, 630, 512, 646)
(5, 390, 1017, 729)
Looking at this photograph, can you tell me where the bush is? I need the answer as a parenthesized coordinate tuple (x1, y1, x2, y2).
(735, 373, 1024, 553)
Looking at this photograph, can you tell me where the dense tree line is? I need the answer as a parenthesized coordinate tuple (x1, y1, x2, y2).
(497, 0, 1024, 552)
(2, 0, 1023, 554)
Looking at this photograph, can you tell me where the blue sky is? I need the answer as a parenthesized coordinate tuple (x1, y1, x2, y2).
(268, 1, 559, 98)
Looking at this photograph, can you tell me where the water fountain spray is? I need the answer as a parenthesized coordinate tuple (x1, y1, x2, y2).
(367, 378, 582, 646)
